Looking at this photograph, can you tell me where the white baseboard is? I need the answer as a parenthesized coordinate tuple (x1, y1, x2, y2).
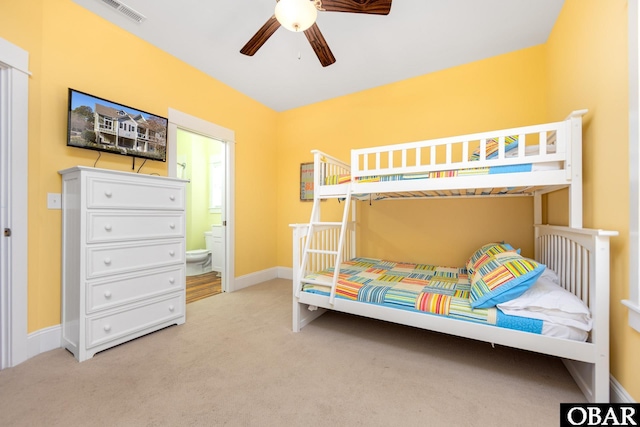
(27, 324, 61, 359)
(232, 267, 279, 291)
(278, 266, 293, 280)
(610, 375, 637, 403)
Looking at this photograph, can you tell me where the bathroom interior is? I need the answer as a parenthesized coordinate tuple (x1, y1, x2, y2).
(177, 129, 225, 303)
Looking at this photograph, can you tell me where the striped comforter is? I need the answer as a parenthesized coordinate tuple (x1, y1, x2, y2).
(302, 257, 543, 334)
(324, 164, 535, 185)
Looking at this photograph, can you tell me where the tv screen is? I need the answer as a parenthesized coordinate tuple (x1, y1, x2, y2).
(67, 88, 167, 162)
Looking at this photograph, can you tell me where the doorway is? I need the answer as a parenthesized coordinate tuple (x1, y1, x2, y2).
(167, 108, 235, 296)
(177, 129, 225, 303)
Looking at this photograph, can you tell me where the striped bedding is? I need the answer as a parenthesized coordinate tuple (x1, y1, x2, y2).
(302, 257, 544, 334)
(324, 161, 561, 185)
(325, 141, 559, 186)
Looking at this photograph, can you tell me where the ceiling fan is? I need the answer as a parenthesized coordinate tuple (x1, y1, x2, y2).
(240, 0, 392, 67)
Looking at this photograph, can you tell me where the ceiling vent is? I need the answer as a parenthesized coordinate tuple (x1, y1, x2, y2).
(99, 0, 146, 23)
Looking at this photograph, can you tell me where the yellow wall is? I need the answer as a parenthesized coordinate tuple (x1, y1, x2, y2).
(547, 0, 638, 401)
(277, 45, 549, 268)
(0, 0, 278, 332)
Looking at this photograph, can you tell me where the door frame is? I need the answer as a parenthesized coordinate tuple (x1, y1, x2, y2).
(0, 37, 29, 369)
(625, 0, 640, 331)
(167, 108, 235, 292)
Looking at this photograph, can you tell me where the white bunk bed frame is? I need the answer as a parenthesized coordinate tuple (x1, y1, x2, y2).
(290, 110, 618, 403)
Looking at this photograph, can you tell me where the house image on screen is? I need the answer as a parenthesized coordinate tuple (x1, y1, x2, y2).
(94, 103, 166, 154)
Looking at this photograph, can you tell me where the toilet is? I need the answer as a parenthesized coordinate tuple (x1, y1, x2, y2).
(185, 231, 213, 276)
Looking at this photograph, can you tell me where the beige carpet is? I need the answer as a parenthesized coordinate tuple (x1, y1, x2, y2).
(0, 279, 584, 426)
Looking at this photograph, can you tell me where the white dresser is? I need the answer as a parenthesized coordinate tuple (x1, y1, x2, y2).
(59, 166, 188, 362)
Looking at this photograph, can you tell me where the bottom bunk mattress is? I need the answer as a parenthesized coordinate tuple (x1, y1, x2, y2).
(301, 257, 591, 341)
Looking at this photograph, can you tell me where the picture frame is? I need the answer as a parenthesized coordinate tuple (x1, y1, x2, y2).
(300, 162, 314, 201)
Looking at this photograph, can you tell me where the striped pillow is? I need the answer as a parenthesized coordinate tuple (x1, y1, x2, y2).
(469, 252, 545, 309)
(469, 135, 519, 161)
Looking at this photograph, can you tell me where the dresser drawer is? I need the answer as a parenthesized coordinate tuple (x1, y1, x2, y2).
(87, 240, 184, 279)
(86, 293, 184, 349)
(87, 176, 185, 210)
(87, 266, 185, 313)
(88, 212, 184, 243)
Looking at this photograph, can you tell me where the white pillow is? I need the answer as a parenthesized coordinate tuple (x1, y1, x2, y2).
(541, 323, 589, 341)
(540, 267, 560, 284)
(496, 269, 592, 331)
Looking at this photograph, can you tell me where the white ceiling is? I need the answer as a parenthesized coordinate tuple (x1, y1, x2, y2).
(71, 0, 565, 112)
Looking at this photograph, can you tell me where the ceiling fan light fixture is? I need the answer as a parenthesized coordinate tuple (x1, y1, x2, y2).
(275, 0, 318, 32)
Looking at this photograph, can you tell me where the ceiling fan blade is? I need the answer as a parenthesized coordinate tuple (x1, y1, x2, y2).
(317, 0, 392, 15)
(304, 23, 336, 67)
(240, 15, 281, 56)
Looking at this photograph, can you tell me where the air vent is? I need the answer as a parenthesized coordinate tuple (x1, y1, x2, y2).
(99, 0, 146, 24)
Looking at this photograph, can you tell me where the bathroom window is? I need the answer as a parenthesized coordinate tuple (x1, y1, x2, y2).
(209, 155, 223, 212)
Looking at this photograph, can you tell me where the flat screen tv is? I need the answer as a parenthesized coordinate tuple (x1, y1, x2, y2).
(67, 88, 167, 162)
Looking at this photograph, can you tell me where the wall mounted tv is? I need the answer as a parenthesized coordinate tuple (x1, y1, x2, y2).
(67, 88, 167, 162)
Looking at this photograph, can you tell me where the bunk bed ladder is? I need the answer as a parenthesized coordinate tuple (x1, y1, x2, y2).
(328, 189, 352, 305)
(296, 185, 353, 305)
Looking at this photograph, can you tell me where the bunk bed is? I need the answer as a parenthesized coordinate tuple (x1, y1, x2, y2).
(290, 110, 617, 403)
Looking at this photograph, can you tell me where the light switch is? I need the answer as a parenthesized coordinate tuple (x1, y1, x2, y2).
(47, 193, 61, 209)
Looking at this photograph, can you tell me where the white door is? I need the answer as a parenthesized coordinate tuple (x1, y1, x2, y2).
(167, 109, 235, 293)
(0, 37, 29, 368)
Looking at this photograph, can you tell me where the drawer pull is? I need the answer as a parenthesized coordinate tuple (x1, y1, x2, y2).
(169, 223, 176, 229)
(168, 305, 175, 312)
(104, 224, 112, 232)
(103, 324, 111, 332)
(169, 250, 175, 257)
(104, 291, 112, 299)
(169, 277, 175, 284)
(169, 195, 176, 201)
(104, 257, 112, 266)
(104, 190, 113, 198)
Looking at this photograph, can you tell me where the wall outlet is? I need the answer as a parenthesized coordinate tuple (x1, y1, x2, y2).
(47, 193, 61, 210)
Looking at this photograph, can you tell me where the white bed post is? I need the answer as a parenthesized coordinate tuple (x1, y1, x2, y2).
(291, 224, 304, 332)
(566, 110, 587, 228)
(312, 151, 322, 223)
(590, 231, 613, 402)
(350, 196, 357, 259)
